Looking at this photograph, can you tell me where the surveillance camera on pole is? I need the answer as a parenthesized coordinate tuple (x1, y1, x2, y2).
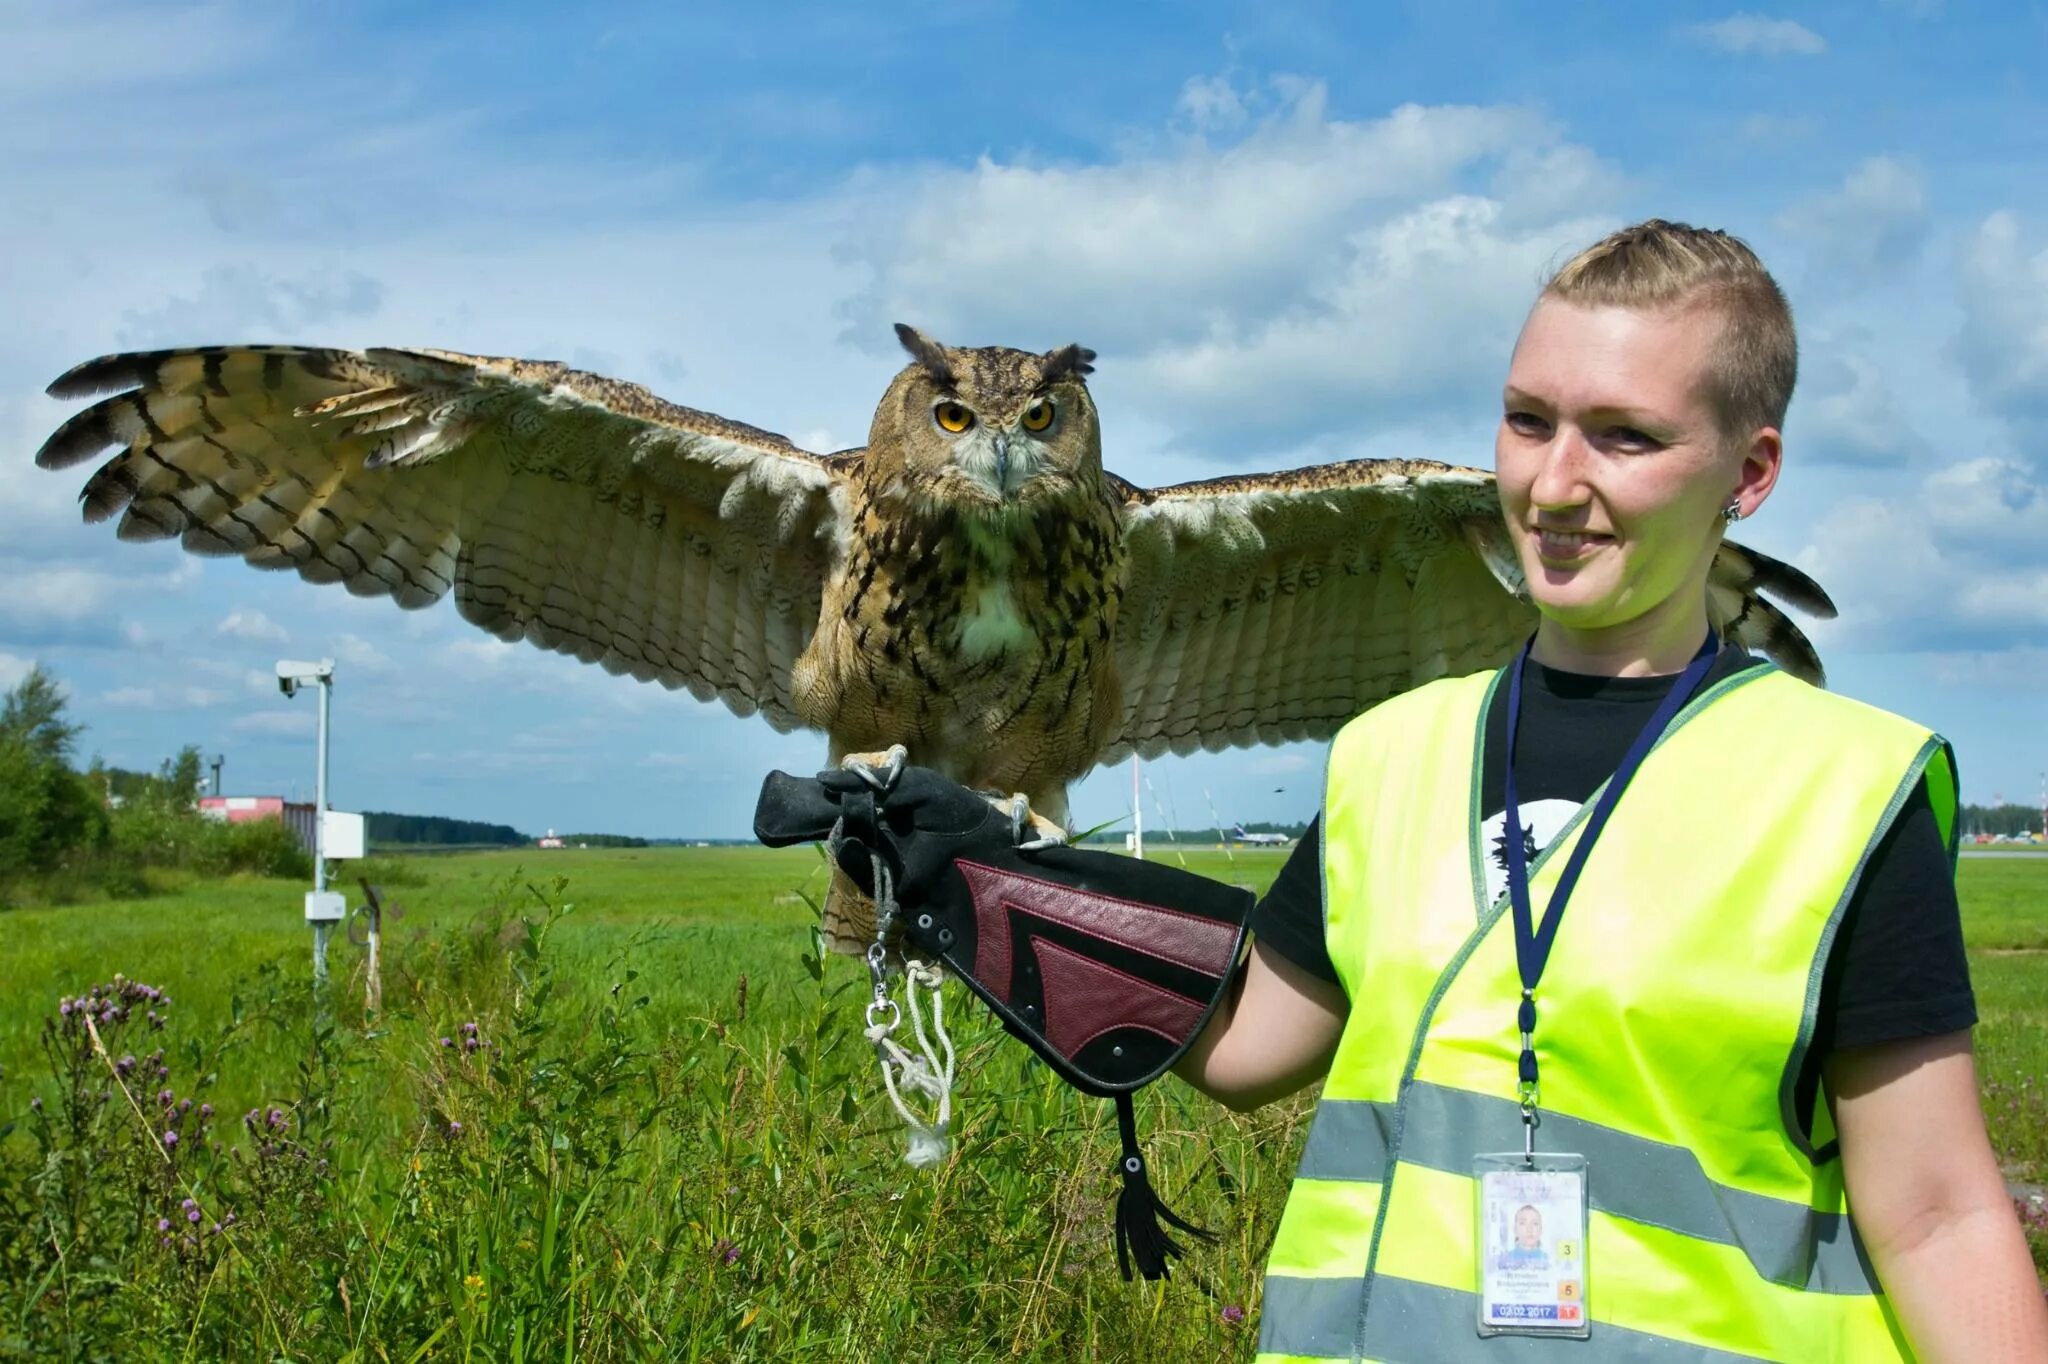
(276, 658, 333, 699)
(277, 658, 344, 984)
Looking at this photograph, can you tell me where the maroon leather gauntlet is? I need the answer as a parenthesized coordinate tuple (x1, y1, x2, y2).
(756, 764, 1254, 1280)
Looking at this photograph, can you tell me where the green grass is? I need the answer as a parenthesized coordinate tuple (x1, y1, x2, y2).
(0, 845, 2040, 1360)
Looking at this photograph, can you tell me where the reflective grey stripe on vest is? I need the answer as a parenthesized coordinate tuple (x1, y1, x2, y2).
(1259, 1273, 1770, 1361)
(1295, 1082, 1877, 1295)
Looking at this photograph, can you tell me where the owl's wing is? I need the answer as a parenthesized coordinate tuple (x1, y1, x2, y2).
(1105, 458, 1834, 762)
(38, 346, 854, 729)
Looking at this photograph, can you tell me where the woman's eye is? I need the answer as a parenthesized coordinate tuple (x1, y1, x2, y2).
(934, 402, 975, 434)
(1605, 426, 1662, 450)
(1021, 398, 1055, 432)
(1504, 411, 1548, 436)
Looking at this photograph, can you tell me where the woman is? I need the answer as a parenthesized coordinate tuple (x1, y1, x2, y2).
(1176, 221, 2048, 1361)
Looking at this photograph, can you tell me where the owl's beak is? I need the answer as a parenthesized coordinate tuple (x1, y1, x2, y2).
(991, 432, 1010, 492)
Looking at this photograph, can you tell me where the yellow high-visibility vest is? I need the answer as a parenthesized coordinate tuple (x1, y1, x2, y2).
(1257, 661, 1956, 1363)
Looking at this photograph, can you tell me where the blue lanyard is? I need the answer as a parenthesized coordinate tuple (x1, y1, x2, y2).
(1501, 632, 1719, 1135)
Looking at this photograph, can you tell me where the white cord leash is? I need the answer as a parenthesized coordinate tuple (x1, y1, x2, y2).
(864, 952, 954, 1167)
(835, 746, 957, 1167)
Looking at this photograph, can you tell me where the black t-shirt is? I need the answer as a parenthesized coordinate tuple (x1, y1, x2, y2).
(1249, 644, 1975, 1135)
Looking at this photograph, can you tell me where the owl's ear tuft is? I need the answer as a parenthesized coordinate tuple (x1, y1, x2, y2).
(1039, 343, 1097, 383)
(893, 324, 956, 388)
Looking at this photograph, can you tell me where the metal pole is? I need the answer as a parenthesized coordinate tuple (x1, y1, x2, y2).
(1132, 754, 1143, 861)
(312, 675, 331, 985)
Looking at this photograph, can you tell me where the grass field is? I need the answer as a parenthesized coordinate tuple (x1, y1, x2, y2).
(1, 844, 2042, 1360)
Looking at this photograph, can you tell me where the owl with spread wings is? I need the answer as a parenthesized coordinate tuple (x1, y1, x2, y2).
(35, 325, 1831, 947)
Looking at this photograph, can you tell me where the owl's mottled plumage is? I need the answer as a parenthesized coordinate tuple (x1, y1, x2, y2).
(35, 329, 1835, 950)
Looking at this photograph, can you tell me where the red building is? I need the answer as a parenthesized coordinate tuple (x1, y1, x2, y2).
(199, 796, 318, 852)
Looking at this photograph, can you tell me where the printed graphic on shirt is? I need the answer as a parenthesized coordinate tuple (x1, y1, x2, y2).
(1480, 798, 1579, 907)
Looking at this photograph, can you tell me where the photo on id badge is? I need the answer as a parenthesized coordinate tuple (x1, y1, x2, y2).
(1475, 1153, 1589, 1338)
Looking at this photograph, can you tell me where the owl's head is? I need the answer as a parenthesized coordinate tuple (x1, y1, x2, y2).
(868, 324, 1101, 510)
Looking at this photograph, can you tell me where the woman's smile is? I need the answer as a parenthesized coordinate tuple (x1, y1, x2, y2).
(1532, 526, 1613, 561)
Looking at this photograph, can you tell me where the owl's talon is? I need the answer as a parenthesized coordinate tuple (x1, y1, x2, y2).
(840, 744, 910, 793)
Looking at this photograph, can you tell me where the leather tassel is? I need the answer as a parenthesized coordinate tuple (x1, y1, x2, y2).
(1111, 1091, 1215, 1280)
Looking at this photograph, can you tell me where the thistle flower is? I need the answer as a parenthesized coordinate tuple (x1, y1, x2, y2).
(186, 1208, 201, 1224)
(158, 1217, 171, 1232)
(1222, 1305, 1246, 1325)
(163, 1130, 179, 1149)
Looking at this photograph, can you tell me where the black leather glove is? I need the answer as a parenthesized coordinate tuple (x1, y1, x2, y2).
(753, 759, 1018, 903)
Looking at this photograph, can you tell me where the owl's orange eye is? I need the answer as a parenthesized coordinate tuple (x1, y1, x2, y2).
(1021, 398, 1055, 432)
(934, 401, 975, 434)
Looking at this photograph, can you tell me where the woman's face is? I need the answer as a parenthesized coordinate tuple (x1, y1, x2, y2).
(1495, 298, 1774, 653)
(1514, 1205, 1543, 1250)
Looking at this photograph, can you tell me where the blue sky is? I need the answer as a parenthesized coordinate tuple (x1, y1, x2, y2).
(4, 1, 2046, 838)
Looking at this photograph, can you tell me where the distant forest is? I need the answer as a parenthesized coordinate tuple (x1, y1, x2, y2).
(1961, 803, 2045, 837)
(365, 811, 528, 848)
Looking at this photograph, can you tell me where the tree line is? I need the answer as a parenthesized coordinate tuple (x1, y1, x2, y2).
(1961, 803, 2045, 838)
(0, 664, 309, 907)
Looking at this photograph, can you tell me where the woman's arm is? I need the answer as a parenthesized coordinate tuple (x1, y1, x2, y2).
(1173, 937, 1348, 1112)
(1830, 1032, 2048, 1362)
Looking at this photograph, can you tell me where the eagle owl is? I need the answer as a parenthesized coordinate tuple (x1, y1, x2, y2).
(35, 327, 1833, 948)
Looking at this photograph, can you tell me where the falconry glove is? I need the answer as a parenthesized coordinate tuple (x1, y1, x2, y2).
(755, 760, 1254, 1280)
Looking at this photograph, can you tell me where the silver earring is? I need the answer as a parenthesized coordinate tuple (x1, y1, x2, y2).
(1722, 501, 1742, 523)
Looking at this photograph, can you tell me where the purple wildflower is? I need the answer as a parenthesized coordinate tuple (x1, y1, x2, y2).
(163, 1130, 179, 1149)
(712, 1237, 739, 1264)
(439, 1036, 453, 1048)
(463, 1037, 480, 1052)
(187, 1208, 201, 1224)
(183, 1197, 197, 1211)
(116, 1055, 136, 1075)
(158, 1090, 174, 1106)
(1222, 1305, 1246, 1325)
(199, 1103, 212, 1118)
(462, 1021, 478, 1035)
(158, 1217, 171, 1232)
(447, 1121, 463, 1137)
(178, 1098, 192, 1114)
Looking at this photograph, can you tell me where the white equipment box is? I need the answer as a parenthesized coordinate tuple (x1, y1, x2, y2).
(321, 810, 366, 861)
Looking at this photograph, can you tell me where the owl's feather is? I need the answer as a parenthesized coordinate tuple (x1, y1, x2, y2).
(1107, 458, 1832, 762)
(39, 345, 851, 727)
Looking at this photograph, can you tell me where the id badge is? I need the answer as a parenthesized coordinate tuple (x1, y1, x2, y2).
(1474, 1152, 1589, 1339)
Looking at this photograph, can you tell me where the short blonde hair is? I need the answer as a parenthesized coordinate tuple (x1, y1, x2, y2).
(1544, 219, 1797, 441)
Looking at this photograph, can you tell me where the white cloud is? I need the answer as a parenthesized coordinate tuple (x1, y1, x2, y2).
(1683, 14, 1827, 57)
(116, 265, 384, 348)
(1800, 457, 2048, 648)
(231, 710, 315, 737)
(842, 82, 1617, 457)
(0, 652, 33, 690)
(99, 684, 230, 711)
(332, 633, 396, 675)
(1793, 334, 1928, 467)
(217, 608, 288, 644)
(1780, 156, 1928, 275)
(1953, 212, 2048, 461)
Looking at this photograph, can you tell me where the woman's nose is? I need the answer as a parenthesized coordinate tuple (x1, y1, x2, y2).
(1527, 428, 1591, 510)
